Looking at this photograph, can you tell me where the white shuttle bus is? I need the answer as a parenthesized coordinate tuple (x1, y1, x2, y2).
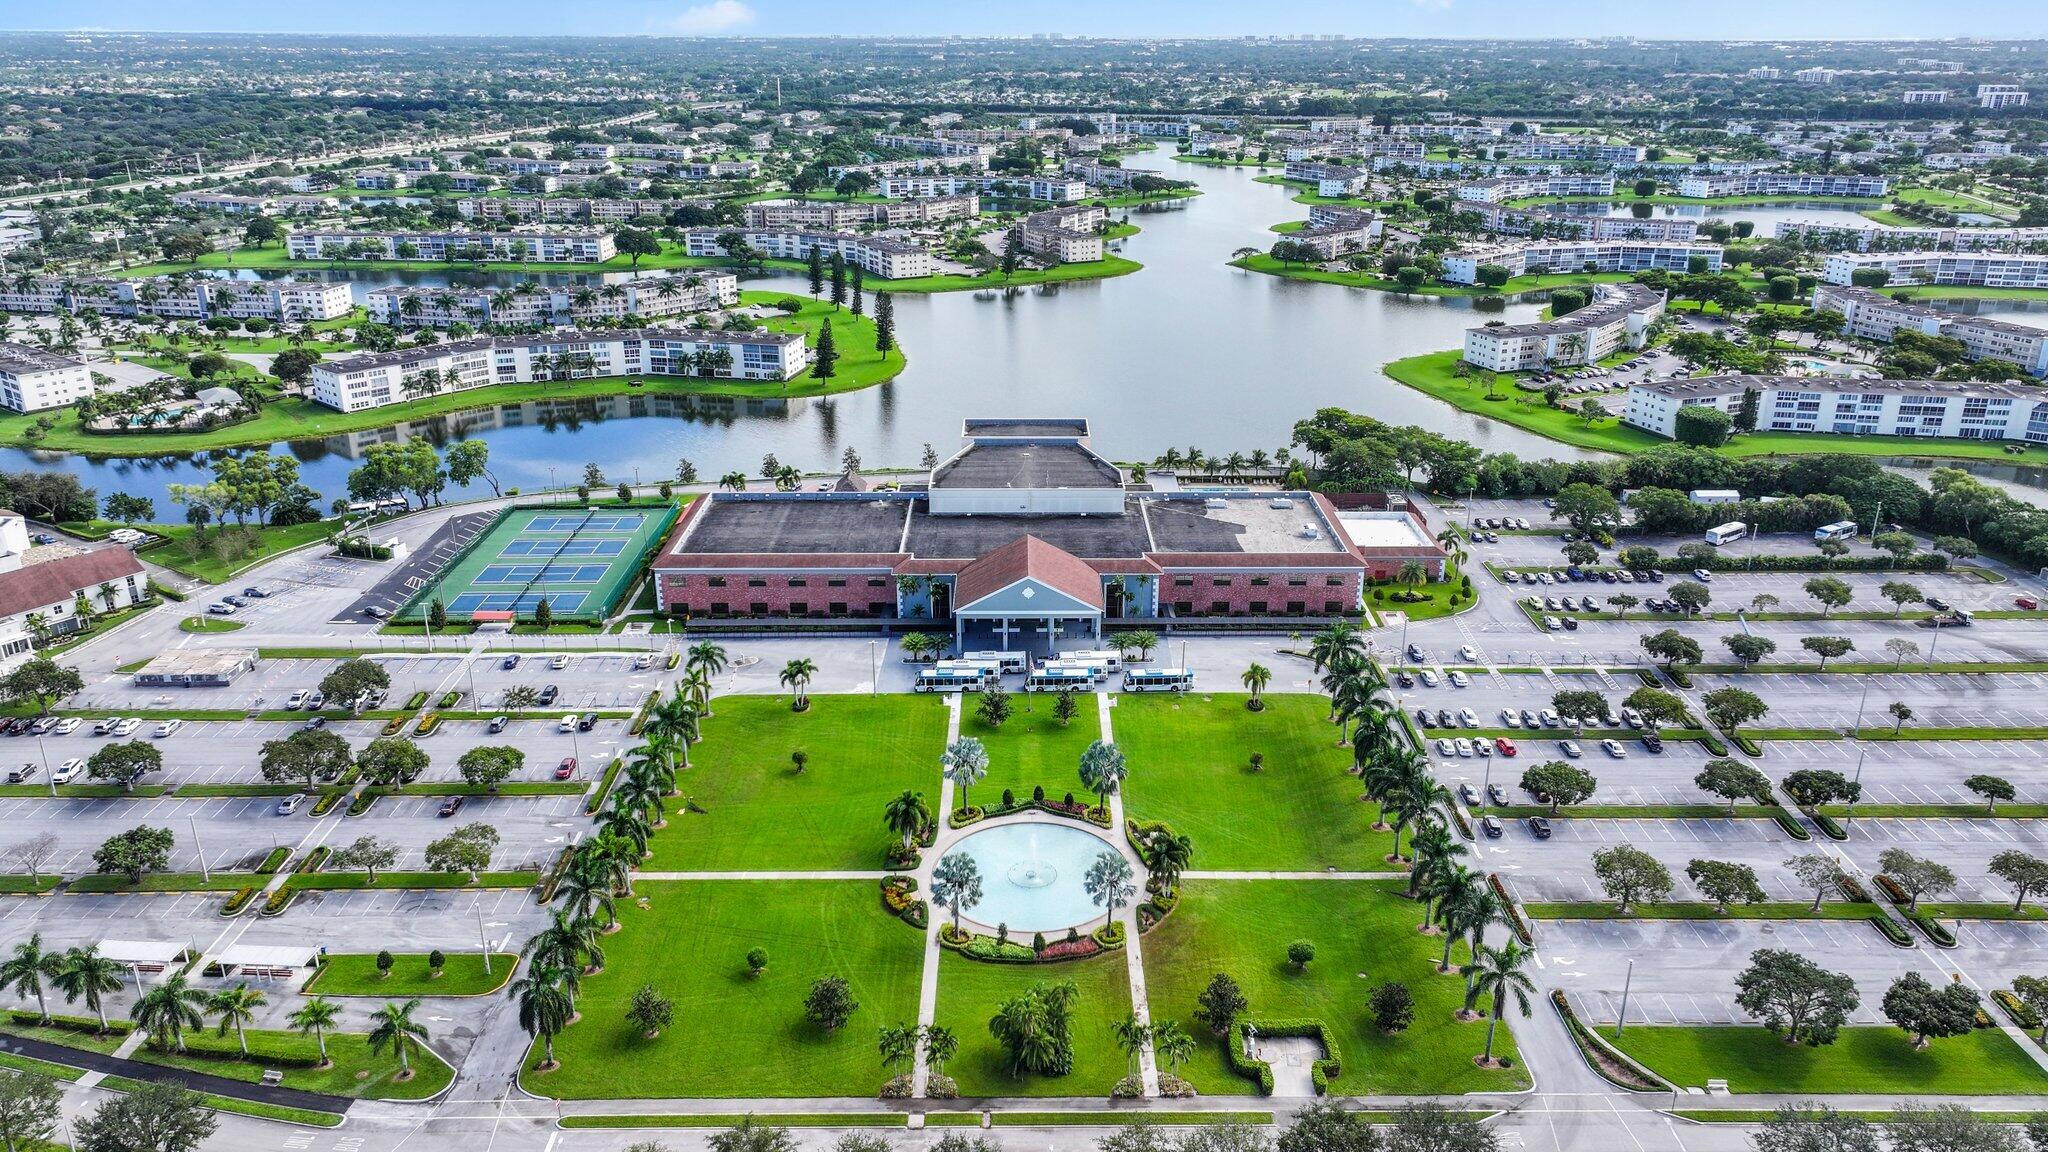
(961, 650, 1030, 675)
(1704, 522, 1748, 546)
(1025, 665, 1100, 692)
(1057, 648, 1124, 672)
(1122, 668, 1195, 693)
(914, 667, 995, 694)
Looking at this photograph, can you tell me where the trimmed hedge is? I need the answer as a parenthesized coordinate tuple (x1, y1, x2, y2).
(5, 1010, 131, 1036)
(1811, 812, 1848, 841)
(414, 713, 443, 736)
(1226, 1020, 1340, 1095)
(1870, 916, 1915, 947)
(1995, 990, 2042, 1031)
(219, 887, 258, 917)
(1835, 873, 1872, 904)
(254, 847, 290, 875)
(1911, 914, 1957, 947)
(1733, 735, 1764, 757)
(1491, 873, 1533, 945)
(261, 887, 295, 916)
(1773, 810, 1812, 841)
(1697, 735, 1728, 757)
(1549, 990, 1664, 1091)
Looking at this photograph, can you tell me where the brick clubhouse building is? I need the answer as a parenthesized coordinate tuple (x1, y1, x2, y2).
(653, 420, 1445, 653)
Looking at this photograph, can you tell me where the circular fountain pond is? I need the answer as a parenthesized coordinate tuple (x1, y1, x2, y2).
(946, 821, 1120, 933)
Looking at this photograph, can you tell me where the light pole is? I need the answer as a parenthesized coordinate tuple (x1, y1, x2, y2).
(479, 907, 492, 976)
(1851, 683, 1872, 737)
(1846, 748, 1865, 833)
(36, 734, 53, 798)
(1616, 957, 1635, 1036)
(869, 640, 877, 696)
(189, 817, 209, 881)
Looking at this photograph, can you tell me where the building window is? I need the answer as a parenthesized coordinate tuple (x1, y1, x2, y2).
(827, 578, 846, 588)
(1173, 577, 1194, 587)
(707, 576, 726, 587)
(829, 602, 847, 615)
(1325, 600, 1344, 613)
(870, 602, 890, 615)
(790, 602, 808, 615)
(1210, 600, 1229, 613)
(1249, 600, 1268, 614)
(788, 578, 807, 588)
(1326, 576, 1344, 586)
(1250, 577, 1270, 587)
(747, 578, 766, 588)
(1210, 577, 1231, 587)
(710, 602, 728, 615)
(1287, 601, 1306, 614)
(749, 601, 768, 614)
(1287, 577, 1307, 587)
(867, 578, 888, 588)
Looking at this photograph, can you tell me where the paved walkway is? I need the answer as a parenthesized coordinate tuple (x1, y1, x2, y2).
(909, 694, 962, 1098)
(1101, 692, 1161, 1098)
(0, 1029, 351, 1114)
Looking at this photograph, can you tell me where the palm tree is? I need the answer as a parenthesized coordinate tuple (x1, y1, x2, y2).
(367, 999, 430, 1079)
(290, 997, 342, 1067)
(1461, 941, 1536, 1066)
(941, 737, 989, 814)
(719, 471, 749, 493)
(1385, 760, 1450, 862)
(1308, 620, 1366, 675)
(208, 982, 266, 1056)
(779, 658, 817, 710)
(610, 769, 667, 830)
(1407, 819, 1465, 902)
(644, 692, 701, 768)
(686, 641, 729, 714)
(511, 965, 575, 1070)
(1146, 831, 1194, 897)
(526, 908, 606, 982)
(1111, 1013, 1152, 1078)
(599, 804, 652, 861)
(1429, 865, 1482, 959)
(1240, 662, 1271, 710)
(130, 973, 207, 1052)
(1458, 888, 1508, 1015)
(1, 935, 61, 1022)
(1154, 1019, 1196, 1080)
(883, 789, 933, 853)
(555, 851, 621, 929)
(51, 945, 124, 1034)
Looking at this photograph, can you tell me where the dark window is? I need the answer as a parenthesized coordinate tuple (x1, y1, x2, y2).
(827, 578, 846, 588)
(708, 576, 727, 588)
(1287, 577, 1307, 587)
(867, 578, 888, 588)
(1324, 600, 1344, 613)
(1210, 576, 1231, 587)
(710, 602, 729, 615)
(1210, 600, 1229, 613)
(1173, 577, 1194, 587)
(1249, 600, 1268, 614)
(788, 578, 808, 588)
(790, 602, 808, 615)
(1326, 576, 1345, 586)
(747, 578, 766, 588)
(829, 602, 848, 615)
(870, 601, 890, 615)
(1174, 600, 1193, 614)
(1287, 601, 1306, 614)
(749, 601, 768, 614)
(1250, 577, 1270, 587)
(669, 576, 689, 588)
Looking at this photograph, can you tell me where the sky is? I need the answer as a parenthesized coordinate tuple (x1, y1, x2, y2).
(10, 0, 2048, 40)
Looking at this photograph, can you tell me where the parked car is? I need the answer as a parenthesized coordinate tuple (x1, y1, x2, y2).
(2017, 597, 2039, 611)
(1542, 616, 1563, 631)
(1527, 816, 1553, 840)
(52, 758, 84, 784)
(1453, 739, 1474, 757)
(558, 714, 579, 733)
(303, 715, 326, 730)
(1396, 671, 1415, 688)
(1495, 737, 1518, 758)
(1539, 709, 1561, 728)
(1459, 784, 1481, 806)
(1418, 669, 1440, 687)
(1561, 741, 1583, 759)
(28, 716, 53, 735)
(1436, 708, 1454, 728)
(1620, 707, 1642, 729)
(285, 691, 307, 710)
(1487, 784, 1509, 806)
(438, 796, 465, 818)
(1459, 708, 1479, 728)
(538, 685, 560, 705)
(242, 587, 271, 599)
(1501, 709, 1521, 727)
(1602, 739, 1627, 758)
(1406, 645, 1426, 663)
(223, 595, 247, 608)
(1458, 645, 1478, 662)
(92, 718, 116, 736)
(277, 793, 305, 815)
(1521, 708, 1539, 728)
(6, 764, 33, 783)
(502, 654, 521, 670)
(153, 720, 181, 738)
(1927, 596, 1952, 612)
(1641, 734, 1665, 753)
(488, 715, 509, 734)
(206, 602, 237, 616)
(550, 655, 570, 671)
(577, 713, 598, 732)
(52, 719, 78, 736)
(1436, 739, 1456, 756)
(1481, 816, 1504, 839)
(555, 756, 578, 780)
(1693, 569, 1713, 582)
(633, 653, 655, 670)
(362, 605, 390, 620)
(1447, 670, 1470, 688)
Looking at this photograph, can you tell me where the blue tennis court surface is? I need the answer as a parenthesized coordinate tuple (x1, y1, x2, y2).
(498, 537, 629, 558)
(474, 563, 613, 585)
(523, 513, 646, 533)
(447, 591, 591, 615)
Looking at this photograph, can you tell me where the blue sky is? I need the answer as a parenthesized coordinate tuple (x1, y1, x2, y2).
(16, 0, 2048, 39)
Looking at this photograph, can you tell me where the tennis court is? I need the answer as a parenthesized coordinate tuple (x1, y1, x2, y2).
(400, 502, 680, 624)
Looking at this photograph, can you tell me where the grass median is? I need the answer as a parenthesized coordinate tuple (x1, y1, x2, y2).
(303, 952, 517, 996)
(1602, 1024, 2044, 1095)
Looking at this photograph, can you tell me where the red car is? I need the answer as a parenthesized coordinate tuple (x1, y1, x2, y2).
(1494, 737, 1519, 758)
(2018, 597, 2040, 611)
(554, 756, 578, 780)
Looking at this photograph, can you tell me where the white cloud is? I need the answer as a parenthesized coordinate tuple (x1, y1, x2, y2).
(663, 0, 757, 33)
(1411, 0, 1454, 9)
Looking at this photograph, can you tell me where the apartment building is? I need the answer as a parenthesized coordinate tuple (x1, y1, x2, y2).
(1624, 375, 2048, 443)
(875, 134, 997, 159)
(1188, 132, 1245, 155)
(829, 156, 991, 181)
(1774, 221, 2048, 253)
(1461, 283, 1666, 372)
(1902, 90, 1950, 104)
(1063, 160, 1141, 189)
(1455, 174, 1617, 204)
(484, 155, 575, 177)
(0, 540, 147, 670)
(1016, 205, 1107, 264)
(1090, 117, 1191, 138)
(1820, 250, 2048, 290)
(681, 229, 935, 280)
(167, 191, 270, 214)
(353, 168, 411, 190)
(366, 272, 738, 329)
(1677, 172, 1890, 198)
(286, 230, 616, 263)
(1281, 162, 1369, 198)
(1509, 135, 1647, 164)
(309, 327, 811, 412)
(446, 174, 500, 193)
(0, 344, 95, 413)
(1811, 284, 2048, 376)
(456, 197, 668, 224)
(1979, 85, 2031, 110)
(934, 128, 1074, 145)
(619, 159, 760, 181)
(1441, 240, 1722, 284)
(1795, 68, 1837, 84)
(618, 143, 697, 162)
(1295, 207, 1380, 259)
(0, 277, 353, 323)
(1468, 203, 1700, 242)
(876, 175, 1087, 203)
(743, 195, 978, 230)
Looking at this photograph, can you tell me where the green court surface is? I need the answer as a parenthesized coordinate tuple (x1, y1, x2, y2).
(401, 502, 678, 623)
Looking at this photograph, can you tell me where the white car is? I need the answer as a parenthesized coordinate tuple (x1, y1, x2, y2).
(51, 758, 84, 784)
(1602, 739, 1628, 758)
(112, 718, 141, 737)
(1418, 669, 1440, 687)
(1535, 572, 1554, 585)
(52, 718, 79, 735)
(1560, 741, 1583, 759)
(1515, 518, 1531, 529)
(1459, 708, 1479, 728)
(1436, 738, 1457, 756)
(1447, 670, 1470, 688)
(1502, 571, 1520, 584)
(1458, 645, 1478, 662)
(1538, 709, 1561, 727)
(1501, 709, 1521, 728)
(1543, 616, 1563, 631)
(1453, 738, 1475, 757)
(1474, 740, 1493, 758)
(558, 713, 579, 733)
(550, 655, 570, 670)
(153, 720, 181, 738)
(276, 793, 306, 815)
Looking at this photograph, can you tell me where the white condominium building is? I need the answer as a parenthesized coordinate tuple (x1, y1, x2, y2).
(287, 230, 616, 263)
(167, 191, 270, 214)
(1281, 162, 1368, 198)
(1820, 250, 2048, 290)
(1455, 174, 1617, 204)
(0, 276, 352, 322)
(309, 327, 812, 412)
(875, 134, 997, 159)
(456, 197, 669, 224)
(1442, 240, 1722, 284)
(1016, 205, 1107, 264)
(1902, 90, 1950, 104)
(1295, 206, 1381, 259)
(681, 229, 935, 280)
(1509, 136, 1646, 164)
(1467, 203, 1700, 242)
(618, 159, 759, 180)
(1188, 132, 1245, 155)
(1461, 284, 1666, 372)
(366, 272, 739, 329)
(0, 344, 94, 413)
(1063, 160, 1141, 189)
(876, 175, 1087, 203)
(1979, 85, 2030, 109)
(1774, 220, 2048, 253)
(1624, 375, 2048, 444)
(829, 156, 991, 181)
(1811, 285, 2048, 376)
(1677, 173, 1890, 198)
(743, 195, 978, 229)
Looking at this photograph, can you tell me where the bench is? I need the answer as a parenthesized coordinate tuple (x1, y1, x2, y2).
(260, 1069, 284, 1086)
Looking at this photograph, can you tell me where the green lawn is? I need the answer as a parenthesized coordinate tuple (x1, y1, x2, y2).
(179, 616, 247, 633)
(131, 1029, 453, 1099)
(529, 880, 923, 1098)
(1118, 694, 1384, 871)
(84, 520, 336, 584)
(931, 949, 1134, 1098)
(959, 702, 1104, 809)
(303, 952, 516, 996)
(644, 695, 950, 871)
(1604, 1025, 2046, 1095)
(1143, 880, 1529, 1095)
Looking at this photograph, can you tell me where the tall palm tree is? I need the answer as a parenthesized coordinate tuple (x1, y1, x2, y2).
(685, 641, 729, 714)
(1459, 888, 1508, 1014)
(883, 789, 933, 853)
(290, 997, 342, 1067)
(599, 804, 652, 860)
(1111, 1013, 1152, 1078)
(1240, 663, 1271, 710)
(208, 982, 266, 1056)
(524, 909, 605, 985)
(555, 850, 621, 929)
(678, 666, 713, 721)
(511, 965, 576, 1070)
(779, 658, 818, 711)
(1387, 772, 1451, 863)
(51, 945, 124, 1034)
(1461, 941, 1536, 1065)
(1429, 865, 1483, 962)
(1407, 819, 1465, 903)
(367, 999, 430, 1079)
(1, 935, 61, 1023)
(644, 693, 701, 769)
(130, 973, 208, 1052)
(610, 770, 667, 830)
(1146, 831, 1194, 897)
(1308, 620, 1366, 675)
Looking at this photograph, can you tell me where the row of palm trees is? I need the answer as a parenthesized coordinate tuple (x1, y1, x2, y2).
(2, 935, 430, 1075)
(1304, 621, 1538, 1068)
(513, 640, 728, 1070)
(1150, 446, 1293, 478)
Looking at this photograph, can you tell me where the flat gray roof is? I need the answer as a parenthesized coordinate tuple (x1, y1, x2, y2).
(930, 442, 1121, 490)
(963, 419, 1089, 438)
(684, 498, 907, 555)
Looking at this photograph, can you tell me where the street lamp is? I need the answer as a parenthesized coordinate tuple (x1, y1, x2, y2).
(1616, 957, 1635, 1036)
(1846, 748, 1866, 833)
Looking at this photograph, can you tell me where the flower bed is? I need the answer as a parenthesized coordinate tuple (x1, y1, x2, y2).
(309, 792, 345, 817)
(1491, 873, 1534, 945)
(940, 922, 1108, 964)
(986, 788, 1109, 827)
(1874, 873, 1910, 905)
(1835, 873, 1872, 903)
(879, 876, 926, 929)
(1995, 990, 2041, 1031)
(219, 887, 258, 917)
(261, 887, 295, 917)
(414, 713, 443, 737)
(1810, 811, 1848, 841)
(1225, 1019, 1340, 1095)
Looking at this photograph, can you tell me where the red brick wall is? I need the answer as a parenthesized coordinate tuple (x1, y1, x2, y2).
(657, 571, 896, 617)
(1158, 569, 1362, 616)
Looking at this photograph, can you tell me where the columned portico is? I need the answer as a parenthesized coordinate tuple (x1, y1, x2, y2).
(949, 535, 1105, 659)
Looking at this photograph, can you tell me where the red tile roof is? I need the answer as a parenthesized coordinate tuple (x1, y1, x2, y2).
(0, 548, 143, 620)
(953, 535, 1103, 611)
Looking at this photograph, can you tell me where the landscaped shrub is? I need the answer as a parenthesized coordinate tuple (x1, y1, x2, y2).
(254, 847, 290, 875)
(404, 692, 429, 711)
(1094, 922, 1128, 949)
(1995, 990, 2041, 1031)
(1224, 1020, 1339, 1095)
(1874, 873, 1911, 905)
(1733, 735, 1764, 757)
(1869, 916, 1914, 947)
(414, 713, 443, 737)
(959, 935, 1037, 962)
(346, 792, 378, 817)
(1834, 873, 1872, 903)
(380, 717, 408, 737)
(1037, 936, 1102, 961)
(6, 1010, 130, 1036)
(1811, 812, 1848, 841)
(1549, 990, 1665, 1091)
(261, 887, 295, 916)
(1911, 914, 1957, 947)
(1489, 873, 1533, 945)
(1772, 810, 1811, 841)
(220, 887, 257, 916)
(1697, 735, 1728, 757)
(436, 691, 461, 709)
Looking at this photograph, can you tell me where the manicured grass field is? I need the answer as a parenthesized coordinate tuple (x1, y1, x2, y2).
(1118, 694, 1383, 871)
(930, 949, 1134, 1098)
(1603, 1024, 2046, 1095)
(959, 702, 1103, 809)
(644, 695, 950, 871)
(139, 521, 339, 584)
(529, 880, 923, 1099)
(132, 1028, 453, 1099)
(1143, 880, 1529, 1095)
(304, 952, 517, 996)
